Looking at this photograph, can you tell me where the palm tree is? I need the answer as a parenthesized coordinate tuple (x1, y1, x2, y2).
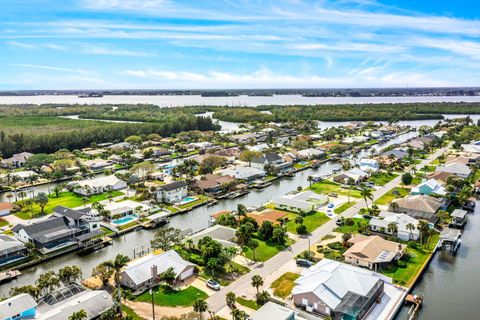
(226, 291, 237, 310)
(406, 223, 416, 240)
(193, 299, 208, 318)
(68, 309, 87, 320)
(307, 176, 314, 186)
(417, 220, 430, 245)
(251, 275, 264, 294)
(103, 254, 130, 317)
(359, 183, 373, 209)
(387, 222, 398, 238)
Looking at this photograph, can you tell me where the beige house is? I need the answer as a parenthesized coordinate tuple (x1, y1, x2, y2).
(389, 195, 444, 224)
(343, 235, 406, 271)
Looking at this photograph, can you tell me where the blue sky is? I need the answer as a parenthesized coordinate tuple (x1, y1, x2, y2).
(1, 0, 480, 89)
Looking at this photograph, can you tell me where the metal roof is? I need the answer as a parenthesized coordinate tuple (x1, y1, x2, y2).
(0, 293, 37, 319)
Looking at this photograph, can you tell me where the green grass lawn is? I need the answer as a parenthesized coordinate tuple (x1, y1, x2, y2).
(334, 201, 356, 214)
(368, 172, 398, 186)
(236, 297, 259, 310)
(334, 218, 368, 234)
(177, 195, 209, 210)
(380, 233, 439, 286)
(286, 211, 330, 234)
(0, 219, 9, 228)
(199, 261, 249, 286)
(310, 180, 361, 198)
(410, 176, 423, 186)
(374, 187, 410, 205)
(244, 237, 293, 262)
(117, 220, 139, 231)
(135, 285, 208, 307)
(14, 190, 124, 219)
(121, 305, 143, 320)
(271, 272, 300, 298)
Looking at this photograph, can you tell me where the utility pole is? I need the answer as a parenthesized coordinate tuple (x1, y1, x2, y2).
(151, 266, 156, 320)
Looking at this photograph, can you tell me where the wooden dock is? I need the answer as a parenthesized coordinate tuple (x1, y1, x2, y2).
(0, 269, 21, 283)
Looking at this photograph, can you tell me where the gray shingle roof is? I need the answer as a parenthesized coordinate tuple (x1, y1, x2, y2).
(160, 181, 188, 191)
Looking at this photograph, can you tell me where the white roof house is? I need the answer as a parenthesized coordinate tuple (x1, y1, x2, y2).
(103, 200, 154, 217)
(121, 250, 195, 290)
(292, 259, 391, 313)
(189, 225, 237, 247)
(369, 211, 420, 241)
(410, 178, 446, 196)
(297, 148, 325, 159)
(273, 190, 328, 213)
(0, 293, 37, 320)
(358, 158, 380, 173)
(435, 162, 472, 178)
(252, 302, 299, 320)
(71, 175, 127, 195)
(220, 166, 266, 181)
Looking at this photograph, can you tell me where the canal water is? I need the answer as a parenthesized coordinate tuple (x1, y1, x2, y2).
(0, 131, 417, 296)
(396, 201, 480, 320)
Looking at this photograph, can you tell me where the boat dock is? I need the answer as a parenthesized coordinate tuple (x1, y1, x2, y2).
(0, 270, 21, 283)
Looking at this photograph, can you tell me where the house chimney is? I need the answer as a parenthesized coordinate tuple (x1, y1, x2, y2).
(151, 265, 158, 281)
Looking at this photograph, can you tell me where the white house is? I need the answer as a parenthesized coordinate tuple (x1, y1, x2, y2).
(410, 178, 446, 196)
(369, 211, 420, 241)
(103, 200, 154, 219)
(220, 166, 266, 182)
(435, 162, 472, 178)
(273, 190, 328, 213)
(71, 175, 127, 196)
(358, 158, 380, 173)
(120, 250, 196, 292)
(297, 148, 325, 160)
(156, 181, 188, 204)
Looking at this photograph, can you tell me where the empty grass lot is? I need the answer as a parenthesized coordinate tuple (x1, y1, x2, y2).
(334, 201, 356, 214)
(135, 285, 208, 307)
(271, 272, 300, 298)
(368, 172, 398, 186)
(244, 237, 293, 262)
(374, 187, 409, 206)
(309, 180, 361, 198)
(286, 211, 330, 234)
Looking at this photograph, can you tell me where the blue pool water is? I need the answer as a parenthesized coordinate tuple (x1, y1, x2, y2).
(179, 196, 197, 205)
(112, 214, 138, 225)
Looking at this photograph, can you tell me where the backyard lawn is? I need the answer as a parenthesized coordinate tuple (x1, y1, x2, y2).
(374, 187, 409, 206)
(334, 201, 356, 214)
(122, 305, 143, 320)
(14, 190, 124, 219)
(271, 272, 300, 298)
(286, 211, 330, 234)
(135, 285, 208, 307)
(368, 172, 398, 186)
(177, 195, 209, 210)
(380, 233, 439, 286)
(334, 218, 368, 234)
(244, 237, 293, 262)
(199, 261, 249, 286)
(236, 297, 259, 310)
(309, 180, 361, 198)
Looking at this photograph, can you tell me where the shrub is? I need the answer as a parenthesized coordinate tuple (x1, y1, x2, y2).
(327, 242, 344, 251)
(394, 260, 408, 268)
(296, 224, 308, 235)
(345, 218, 355, 226)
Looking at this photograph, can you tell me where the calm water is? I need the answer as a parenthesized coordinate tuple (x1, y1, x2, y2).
(396, 201, 480, 320)
(2, 95, 480, 106)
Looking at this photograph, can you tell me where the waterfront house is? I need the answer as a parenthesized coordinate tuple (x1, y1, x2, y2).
(107, 141, 134, 151)
(460, 141, 480, 154)
(410, 178, 446, 196)
(156, 181, 188, 204)
(0, 152, 33, 168)
(0, 202, 14, 216)
(343, 235, 406, 270)
(120, 249, 196, 292)
(220, 166, 266, 182)
(435, 162, 472, 178)
(273, 190, 328, 214)
(292, 259, 390, 319)
(382, 149, 408, 160)
(194, 174, 236, 194)
(358, 158, 380, 173)
(36, 284, 113, 320)
(369, 212, 420, 241)
(53, 205, 101, 232)
(297, 148, 325, 160)
(251, 152, 293, 174)
(389, 195, 444, 224)
(0, 234, 27, 266)
(333, 168, 369, 185)
(81, 158, 113, 171)
(252, 302, 298, 320)
(189, 225, 237, 248)
(103, 200, 154, 220)
(70, 175, 127, 196)
(0, 293, 37, 320)
(449, 209, 468, 229)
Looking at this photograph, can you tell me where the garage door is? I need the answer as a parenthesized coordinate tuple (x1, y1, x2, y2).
(179, 268, 194, 280)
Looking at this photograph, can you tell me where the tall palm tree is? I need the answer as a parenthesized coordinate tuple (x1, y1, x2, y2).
(406, 223, 416, 240)
(251, 275, 264, 294)
(417, 220, 430, 245)
(387, 222, 398, 238)
(103, 254, 130, 317)
(68, 309, 87, 320)
(193, 299, 208, 319)
(359, 183, 374, 209)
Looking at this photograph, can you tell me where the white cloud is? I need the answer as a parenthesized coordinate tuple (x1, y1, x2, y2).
(81, 45, 155, 57)
(6, 41, 65, 50)
(10, 64, 92, 74)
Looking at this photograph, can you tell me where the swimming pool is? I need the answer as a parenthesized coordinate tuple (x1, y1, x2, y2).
(179, 196, 197, 205)
(112, 214, 138, 225)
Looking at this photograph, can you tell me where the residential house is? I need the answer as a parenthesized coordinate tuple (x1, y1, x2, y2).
(194, 174, 236, 194)
(0, 293, 37, 320)
(382, 149, 408, 160)
(252, 302, 300, 320)
(70, 175, 127, 196)
(36, 284, 113, 320)
(189, 225, 237, 248)
(389, 195, 444, 224)
(156, 181, 188, 204)
(369, 212, 420, 241)
(410, 178, 446, 196)
(435, 162, 472, 178)
(358, 158, 380, 173)
(0, 202, 14, 216)
(107, 142, 133, 151)
(273, 191, 328, 214)
(427, 171, 453, 185)
(251, 152, 293, 174)
(297, 148, 325, 160)
(0, 234, 27, 266)
(0, 152, 33, 168)
(449, 209, 468, 229)
(120, 250, 196, 292)
(369, 131, 384, 139)
(103, 200, 154, 219)
(343, 234, 406, 270)
(82, 159, 113, 171)
(460, 141, 480, 154)
(220, 166, 266, 182)
(292, 259, 391, 319)
(333, 168, 369, 185)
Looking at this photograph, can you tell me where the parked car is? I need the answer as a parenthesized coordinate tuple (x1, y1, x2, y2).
(329, 192, 338, 197)
(206, 279, 221, 291)
(336, 218, 344, 226)
(363, 214, 372, 219)
(296, 259, 313, 268)
(364, 182, 375, 188)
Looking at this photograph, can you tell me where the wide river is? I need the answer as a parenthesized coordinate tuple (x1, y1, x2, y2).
(2, 94, 480, 106)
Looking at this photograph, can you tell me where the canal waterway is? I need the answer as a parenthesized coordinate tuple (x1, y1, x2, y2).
(396, 201, 480, 320)
(0, 130, 417, 296)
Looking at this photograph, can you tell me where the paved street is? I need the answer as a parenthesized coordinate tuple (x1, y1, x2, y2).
(206, 145, 447, 313)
